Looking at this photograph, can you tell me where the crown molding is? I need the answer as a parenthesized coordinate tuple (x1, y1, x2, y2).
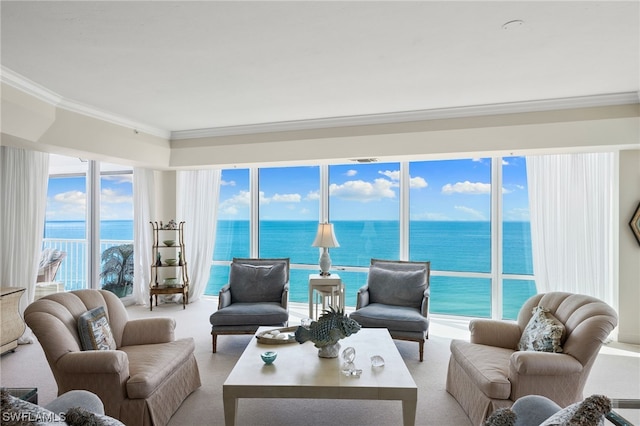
(3, 66, 637, 143)
(171, 92, 639, 140)
(1, 66, 170, 140)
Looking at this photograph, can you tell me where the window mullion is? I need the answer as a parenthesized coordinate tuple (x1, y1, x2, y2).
(491, 157, 503, 319)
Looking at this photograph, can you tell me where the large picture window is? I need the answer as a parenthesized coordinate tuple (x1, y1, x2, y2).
(208, 156, 533, 319)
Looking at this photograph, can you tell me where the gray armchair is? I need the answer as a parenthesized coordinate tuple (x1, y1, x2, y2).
(209, 258, 290, 353)
(350, 259, 431, 361)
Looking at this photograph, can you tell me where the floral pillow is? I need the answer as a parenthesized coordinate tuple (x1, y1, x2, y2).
(540, 394, 610, 426)
(517, 306, 565, 353)
(78, 306, 117, 351)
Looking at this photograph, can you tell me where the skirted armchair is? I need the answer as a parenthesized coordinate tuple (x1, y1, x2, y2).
(446, 291, 618, 426)
(209, 258, 290, 353)
(24, 289, 201, 426)
(350, 259, 431, 361)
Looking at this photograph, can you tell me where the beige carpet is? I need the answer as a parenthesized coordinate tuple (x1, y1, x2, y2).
(1, 297, 639, 426)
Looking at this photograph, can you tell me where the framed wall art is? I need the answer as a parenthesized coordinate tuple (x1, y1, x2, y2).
(630, 202, 640, 246)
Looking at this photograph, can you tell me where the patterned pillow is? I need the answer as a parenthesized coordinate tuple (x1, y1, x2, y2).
(78, 306, 117, 351)
(518, 306, 565, 353)
(540, 394, 610, 426)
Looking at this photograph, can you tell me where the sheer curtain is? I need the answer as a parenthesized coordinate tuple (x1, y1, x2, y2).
(526, 152, 615, 307)
(133, 167, 155, 305)
(0, 146, 49, 342)
(177, 169, 221, 303)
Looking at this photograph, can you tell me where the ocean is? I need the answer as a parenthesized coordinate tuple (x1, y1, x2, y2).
(43, 220, 535, 319)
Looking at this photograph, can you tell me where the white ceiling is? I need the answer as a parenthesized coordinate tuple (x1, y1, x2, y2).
(1, 1, 639, 138)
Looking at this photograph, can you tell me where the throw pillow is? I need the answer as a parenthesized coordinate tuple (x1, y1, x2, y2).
(367, 264, 427, 309)
(484, 407, 517, 426)
(1, 389, 61, 425)
(518, 306, 565, 353)
(540, 394, 611, 426)
(65, 407, 124, 426)
(229, 262, 287, 303)
(78, 306, 117, 351)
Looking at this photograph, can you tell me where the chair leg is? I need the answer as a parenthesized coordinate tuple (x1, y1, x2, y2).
(212, 333, 217, 353)
(419, 340, 424, 362)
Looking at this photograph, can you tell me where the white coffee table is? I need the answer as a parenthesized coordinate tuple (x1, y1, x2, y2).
(223, 327, 418, 426)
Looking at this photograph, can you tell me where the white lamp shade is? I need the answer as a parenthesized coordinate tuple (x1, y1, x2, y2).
(312, 223, 340, 248)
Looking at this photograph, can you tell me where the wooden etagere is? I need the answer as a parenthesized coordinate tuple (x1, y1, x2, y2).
(149, 221, 189, 310)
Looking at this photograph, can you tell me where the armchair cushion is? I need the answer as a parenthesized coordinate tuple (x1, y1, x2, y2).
(229, 261, 287, 303)
(209, 302, 288, 326)
(517, 306, 565, 353)
(78, 306, 117, 351)
(349, 303, 428, 333)
(367, 264, 427, 309)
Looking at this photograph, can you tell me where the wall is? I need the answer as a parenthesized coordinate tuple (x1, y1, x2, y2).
(618, 149, 640, 344)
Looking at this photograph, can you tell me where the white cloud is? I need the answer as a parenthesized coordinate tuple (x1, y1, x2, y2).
(102, 175, 132, 184)
(101, 188, 132, 204)
(305, 190, 320, 200)
(379, 170, 399, 181)
(345, 170, 357, 177)
(219, 190, 250, 215)
(329, 178, 396, 202)
(455, 205, 486, 220)
(410, 176, 428, 188)
(378, 170, 427, 189)
(271, 193, 301, 203)
(53, 190, 86, 205)
(442, 181, 491, 195)
(221, 179, 236, 186)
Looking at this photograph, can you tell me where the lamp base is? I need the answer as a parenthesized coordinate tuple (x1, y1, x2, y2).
(319, 271, 331, 276)
(318, 248, 332, 277)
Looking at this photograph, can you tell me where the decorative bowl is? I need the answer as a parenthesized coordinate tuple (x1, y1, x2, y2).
(163, 240, 176, 247)
(163, 278, 179, 287)
(260, 351, 277, 364)
(164, 258, 177, 266)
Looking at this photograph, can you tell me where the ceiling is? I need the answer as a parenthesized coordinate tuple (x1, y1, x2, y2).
(1, 1, 639, 139)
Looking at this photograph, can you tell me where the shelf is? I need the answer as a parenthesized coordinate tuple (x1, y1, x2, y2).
(150, 221, 189, 310)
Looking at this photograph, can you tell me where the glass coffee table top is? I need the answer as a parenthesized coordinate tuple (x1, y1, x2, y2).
(1, 387, 38, 404)
(606, 399, 640, 426)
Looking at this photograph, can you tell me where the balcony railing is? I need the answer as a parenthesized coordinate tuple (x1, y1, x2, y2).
(41, 238, 133, 291)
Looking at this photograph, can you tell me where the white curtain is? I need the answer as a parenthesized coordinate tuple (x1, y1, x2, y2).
(133, 167, 155, 305)
(526, 152, 615, 307)
(0, 146, 49, 342)
(177, 169, 221, 303)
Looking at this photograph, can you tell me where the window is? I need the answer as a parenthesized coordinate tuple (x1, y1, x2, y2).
(207, 168, 250, 294)
(209, 156, 534, 319)
(43, 155, 133, 298)
(501, 156, 535, 319)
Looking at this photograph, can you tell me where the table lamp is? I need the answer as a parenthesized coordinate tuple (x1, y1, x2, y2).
(312, 222, 340, 276)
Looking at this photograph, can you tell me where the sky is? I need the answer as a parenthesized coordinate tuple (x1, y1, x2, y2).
(45, 156, 529, 222)
(46, 174, 134, 221)
(218, 157, 530, 221)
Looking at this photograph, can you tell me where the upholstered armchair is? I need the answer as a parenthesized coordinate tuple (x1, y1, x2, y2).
(349, 259, 431, 361)
(446, 292, 618, 426)
(209, 258, 290, 353)
(24, 289, 201, 426)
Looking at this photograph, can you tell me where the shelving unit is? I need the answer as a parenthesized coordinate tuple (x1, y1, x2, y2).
(149, 221, 189, 310)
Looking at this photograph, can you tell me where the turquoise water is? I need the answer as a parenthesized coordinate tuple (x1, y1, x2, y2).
(44, 220, 535, 319)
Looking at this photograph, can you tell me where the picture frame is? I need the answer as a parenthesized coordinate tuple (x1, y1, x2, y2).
(630, 202, 640, 246)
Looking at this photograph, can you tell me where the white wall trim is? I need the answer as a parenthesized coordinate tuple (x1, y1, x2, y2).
(171, 92, 640, 140)
(3, 65, 637, 143)
(1, 66, 170, 140)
